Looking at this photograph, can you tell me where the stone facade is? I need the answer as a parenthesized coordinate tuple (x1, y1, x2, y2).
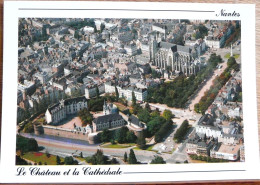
(93, 113, 125, 132)
(34, 124, 97, 144)
(45, 96, 88, 124)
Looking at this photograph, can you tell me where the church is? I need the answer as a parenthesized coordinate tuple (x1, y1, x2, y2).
(149, 35, 202, 76)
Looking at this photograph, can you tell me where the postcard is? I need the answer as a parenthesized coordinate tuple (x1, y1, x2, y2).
(1, 1, 259, 183)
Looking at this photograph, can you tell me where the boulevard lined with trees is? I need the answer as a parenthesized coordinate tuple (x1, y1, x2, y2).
(194, 56, 240, 114)
(147, 53, 223, 108)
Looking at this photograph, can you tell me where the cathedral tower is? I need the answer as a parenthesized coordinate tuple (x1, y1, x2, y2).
(149, 35, 158, 64)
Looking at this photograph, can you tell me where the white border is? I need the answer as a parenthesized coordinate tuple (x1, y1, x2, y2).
(1, 1, 259, 183)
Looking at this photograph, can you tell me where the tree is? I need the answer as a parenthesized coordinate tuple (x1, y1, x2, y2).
(74, 30, 79, 39)
(124, 152, 128, 162)
(23, 122, 34, 133)
(17, 135, 39, 153)
(147, 116, 166, 136)
(144, 102, 151, 112)
(194, 103, 200, 113)
(126, 131, 137, 143)
(174, 120, 189, 143)
(100, 23, 105, 32)
(64, 156, 78, 165)
(128, 149, 138, 164)
(78, 108, 93, 126)
(115, 86, 119, 101)
(132, 91, 136, 106)
(111, 158, 118, 164)
(136, 133, 146, 149)
(174, 35, 184, 46)
(100, 129, 111, 143)
(180, 19, 190, 24)
(56, 156, 61, 165)
(154, 120, 172, 143)
(96, 86, 100, 98)
(71, 89, 82, 98)
(85, 149, 109, 165)
(162, 109, 174, 121)
(132, 104, 141, 115)
(115, 126, 128, 143)
(16, 155, 28, 165)
(88, 97, 106, 111)
(227, 57, 236, 68)
(27, 138, 38, 152)
(46, 151, 51, 158)
(150, 156, 166, 164)
(150, 110, 160, 118)
(137, 109, 151, 123)
(194, 24, 208, 39)
(151, 69, 161, 78)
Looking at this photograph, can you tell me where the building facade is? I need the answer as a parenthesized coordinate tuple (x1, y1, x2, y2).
(105, 82, 147, 102)
(45, 96, 88, 124)
(92, 113, 125, 132)
(85, 84, 105, 99)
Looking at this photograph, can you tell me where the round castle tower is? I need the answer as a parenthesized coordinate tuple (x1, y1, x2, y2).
(34, 123, 44, 135)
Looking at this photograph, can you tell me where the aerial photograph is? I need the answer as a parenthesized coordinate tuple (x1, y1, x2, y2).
(16, 18, 243, 165)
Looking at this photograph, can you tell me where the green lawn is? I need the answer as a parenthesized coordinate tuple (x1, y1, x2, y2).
(22, 152, 64, 165)
(165, 80, 174, 83)
(102, 143, 135, 149)
(134, 145, 156, 151)
(224, 53, 240, 59)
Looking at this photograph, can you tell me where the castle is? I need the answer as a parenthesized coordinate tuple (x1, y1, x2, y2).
(93, 100, 124, 132)
(45, 96, 88, 124)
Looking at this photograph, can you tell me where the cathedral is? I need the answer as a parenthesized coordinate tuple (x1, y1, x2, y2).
(149, 35, 201, 76)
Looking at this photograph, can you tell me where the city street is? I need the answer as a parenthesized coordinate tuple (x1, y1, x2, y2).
(21, 133, 172, 164)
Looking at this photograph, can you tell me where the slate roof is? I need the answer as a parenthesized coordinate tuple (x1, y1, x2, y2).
(124, 86, 147, 93)
(177, 45, 192, 53)
(47, 96, 87, 114)
(47, 103, 62, 113)
(159, 42, 191, 54)
(93, 113, 124, 125)
(198, 114, 214, 126)
(159, 42, 175, 50)
(64, 96, 87, 105)
(129, 115, 144, 128)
